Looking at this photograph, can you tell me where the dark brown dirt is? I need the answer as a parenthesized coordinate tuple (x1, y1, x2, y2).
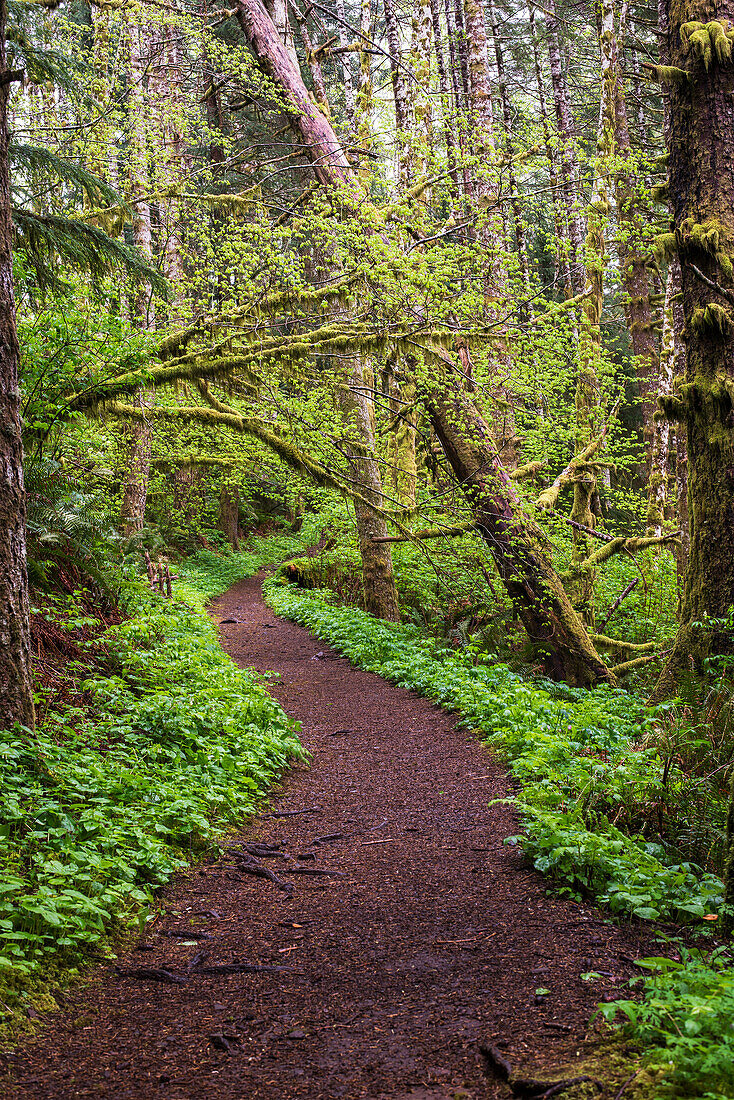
(4, 575, 648, 1100)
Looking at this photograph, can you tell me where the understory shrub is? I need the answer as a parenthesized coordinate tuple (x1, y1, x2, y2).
(600, 948, 734, 1098)
(264, 580, 723, 923)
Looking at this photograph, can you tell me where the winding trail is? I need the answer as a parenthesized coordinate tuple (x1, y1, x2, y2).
(5, 576, 647, 1100)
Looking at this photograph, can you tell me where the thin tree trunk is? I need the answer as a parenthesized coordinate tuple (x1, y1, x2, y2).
(569, 0, 616, 623)
(0, 0, 34, 730)
(529, 3, 572, 296)
(542, 0, 586, 294)
(613, 65, 658, 470)
(383, 0, 412, 183)
(340, 359, 401, 620)
(430, 0, 460, 195)
(120, 25, 156, 537)
(647, 256, 680, 536)
(489, 0, 532, 311)
(336, 0, 356, 125)
(219, 485, 240, 549)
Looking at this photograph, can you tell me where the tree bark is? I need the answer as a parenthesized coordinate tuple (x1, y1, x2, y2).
(528, 3, 572, 297)
(120, 25, 156, 537)
(424, 371, 615, 687)
(219, 484, 241, 549)
(653, 0, 734, 700)
(613, 62, 658, 470)
(542, 0, 586, 294)
(0, 0, 34, 730)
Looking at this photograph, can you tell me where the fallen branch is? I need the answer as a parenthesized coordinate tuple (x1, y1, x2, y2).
(598, 578, 640, 632)
(200, 963, 292, 974)
(563, 532, 680, 578)
(610, 648, 673, 676)
(588, 633, 658, 653)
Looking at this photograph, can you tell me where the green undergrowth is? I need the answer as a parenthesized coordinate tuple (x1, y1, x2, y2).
(598, 948, 734, 1099)
(264, 580, 722, 924)
(0, 543, 305, 1031)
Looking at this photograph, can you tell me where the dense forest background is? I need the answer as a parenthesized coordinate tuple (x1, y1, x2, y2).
(3, 0, 734, 1090)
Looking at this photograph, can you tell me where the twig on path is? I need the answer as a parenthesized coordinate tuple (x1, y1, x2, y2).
(115, 966, 187, 985)
(200, 963, 293, 975)
(187, 949, 210, 972)
(266, 806, 322, 818)
(358, 838, 402, 846)
(233, 853, 294, 893)
(614, 1073, 639, 1100)
(281, 866, 347, 877)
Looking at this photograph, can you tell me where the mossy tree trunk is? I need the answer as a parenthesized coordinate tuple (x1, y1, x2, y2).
(120, 25, 155, 538)
(340, 360, 400, 621)
(219, 485, 240, 550)
(424, 370, 615, 688)
(0, 0, 34, 730)
(653, 4, 734, 705)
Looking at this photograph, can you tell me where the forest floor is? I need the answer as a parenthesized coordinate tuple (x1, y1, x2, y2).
(5, 575, 653, 1100)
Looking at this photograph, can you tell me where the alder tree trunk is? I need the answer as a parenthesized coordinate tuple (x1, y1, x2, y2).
(424, 373, 615, 687)
(335, 0, 356, 125)
(653, 0, 734, 703)
(647, 257, 680, 536)
(489, 0, 532, 310)
(429, 0, 460, 195)
(383, 0, 412, 183)
(0, 0, 34, 730)
(542, 0, 586, 294)
(613, 68, 658, 470)
(120, 26, 155, 537)
(218, 485, 241, 549)
(529, 4, 572, 297)
(340, 360, 400, 621)
(569, 0, 616, 623)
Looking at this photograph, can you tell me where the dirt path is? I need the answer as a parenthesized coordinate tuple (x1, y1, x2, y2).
(4, 576, 647, 1100)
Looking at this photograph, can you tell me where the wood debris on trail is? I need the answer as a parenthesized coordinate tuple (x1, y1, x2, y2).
(3, 575, 649, 1099)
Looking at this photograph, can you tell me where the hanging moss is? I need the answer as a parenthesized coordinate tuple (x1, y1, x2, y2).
(690, 302, 732, 335)
(681, 20, 734, 69)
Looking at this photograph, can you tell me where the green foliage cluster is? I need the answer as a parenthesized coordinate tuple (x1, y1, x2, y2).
(600, 948, 734, 1098)
(0, 551, 303, 1023)
(264, 580, 722, 923)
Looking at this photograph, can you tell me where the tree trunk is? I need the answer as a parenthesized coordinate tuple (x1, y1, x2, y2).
(424, 371, 615, 687)
(335, 0, 356, 125)
(613, 62, 658, 470)
(647, 256, 680, 536)
(383, 0, 412, 183)
(529, 3, 572, 297)
(219, 484, 241, 549)
(0, 0, 34, 730)
(340, 360, 400, 620)
(120, 25, 155, 537)
(542, 0, 586, 294)
(429, 0, 460, 195)
(569, 0, 617, 623)
(489, 0, 532, 311)
(652, 0, 734, 701)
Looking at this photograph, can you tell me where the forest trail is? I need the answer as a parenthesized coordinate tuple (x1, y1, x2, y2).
(6, 575, 649, 1100)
